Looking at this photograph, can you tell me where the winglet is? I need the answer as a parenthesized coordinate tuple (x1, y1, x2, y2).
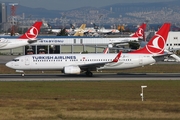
(19, 21, 42, 39)
(112, 51, 122, 62)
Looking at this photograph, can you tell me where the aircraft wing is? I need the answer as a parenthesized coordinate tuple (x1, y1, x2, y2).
(152, 52, 173, 62)
(28, 39, 41, 44)
(85, 45, 135, 53)
(79, 51, 122, 71)
(79, 62, 111, 71)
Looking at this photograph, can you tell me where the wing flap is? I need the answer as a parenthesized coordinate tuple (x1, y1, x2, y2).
(153, 53, 172, 62)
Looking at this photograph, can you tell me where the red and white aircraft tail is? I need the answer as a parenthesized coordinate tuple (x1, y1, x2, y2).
(103, 47, 109, 54)
(130, 23, 146, 39)
(130, 23, 171, 54)
(19, 21, 42, 40)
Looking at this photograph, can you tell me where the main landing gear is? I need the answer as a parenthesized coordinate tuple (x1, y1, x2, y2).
(85, 71, 93, 77)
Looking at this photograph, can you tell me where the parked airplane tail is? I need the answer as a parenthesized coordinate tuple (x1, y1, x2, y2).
(130, 23, 171, 54)
(19, 21, 42, 39)
(70, 23, 75, 29)
(103, 47, 109, 54)
(73, 24, 86, 36)
(131, 23, 146, 38)
(93, 23, 98, 29)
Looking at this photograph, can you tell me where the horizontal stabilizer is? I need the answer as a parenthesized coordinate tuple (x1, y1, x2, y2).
(170, 54, 180, 62)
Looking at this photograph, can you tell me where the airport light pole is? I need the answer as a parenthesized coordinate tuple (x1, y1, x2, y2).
(140, 86, 147, 101)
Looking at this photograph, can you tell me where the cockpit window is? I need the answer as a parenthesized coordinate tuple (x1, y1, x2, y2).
(12, 59, 19, 62)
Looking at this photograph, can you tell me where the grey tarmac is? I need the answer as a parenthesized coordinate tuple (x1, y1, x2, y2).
(0, 73, 180, 81)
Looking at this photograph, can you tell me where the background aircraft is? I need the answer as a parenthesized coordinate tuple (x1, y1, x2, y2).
(57, 24, 87, 36)
(130, 23, 146, 39)
(92, 23, 119, 35)
(6, 23, 171, 77)
(89, 23, 147, 52)
(73, 24, 86, 36)
(0, 21, 42, 50)
(48, 23, 120, 36)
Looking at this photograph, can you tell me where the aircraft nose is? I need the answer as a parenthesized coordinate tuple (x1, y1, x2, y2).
(5, 62, 12, 68)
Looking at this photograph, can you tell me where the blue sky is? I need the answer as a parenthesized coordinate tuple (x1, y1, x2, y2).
(2, 0, 175, 10)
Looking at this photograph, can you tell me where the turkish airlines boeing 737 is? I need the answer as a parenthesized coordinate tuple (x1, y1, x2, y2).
(0, 21, 42, 49)
(6, 23, 170, 77)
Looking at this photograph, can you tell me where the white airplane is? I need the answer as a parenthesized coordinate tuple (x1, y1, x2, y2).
(47, 23, 75, 34)
(0, 21, 42, 50)
(6, 23, 171, 77)
(91, 23, 120, 34)
(48, 28, 61, 33)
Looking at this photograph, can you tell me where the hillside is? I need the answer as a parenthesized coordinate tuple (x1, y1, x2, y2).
(4, 0, 180, 24)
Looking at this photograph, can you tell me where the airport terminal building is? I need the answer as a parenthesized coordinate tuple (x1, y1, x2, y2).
(1, 31, 180, 55)
(28, 36, 138, 54)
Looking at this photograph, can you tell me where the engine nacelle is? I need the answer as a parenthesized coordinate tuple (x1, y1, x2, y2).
(108, 44, 113, 48)
(63, 66, 81, 74)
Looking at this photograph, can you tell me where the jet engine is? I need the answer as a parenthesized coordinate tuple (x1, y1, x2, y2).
(108, 44, 113, 48)
(63, 66, 81, 74)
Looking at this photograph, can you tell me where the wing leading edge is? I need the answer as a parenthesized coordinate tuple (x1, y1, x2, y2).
(79, 51, 122, 71)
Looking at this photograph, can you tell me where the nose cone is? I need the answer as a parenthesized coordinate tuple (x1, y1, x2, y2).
(5, 62, 12, 68)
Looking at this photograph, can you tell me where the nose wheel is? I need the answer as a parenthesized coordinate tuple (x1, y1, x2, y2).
(21, 73, 25, 77)
(15, 70, 25, 77)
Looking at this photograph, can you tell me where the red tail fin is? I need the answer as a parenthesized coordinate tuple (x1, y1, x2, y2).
(103, 48, 109, 54)
(131, 23, 146, 38)
(130, 23, 171, 54)
(19, 21, 42, 39)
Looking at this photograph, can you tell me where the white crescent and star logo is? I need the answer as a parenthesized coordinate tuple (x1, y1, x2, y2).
(146, 34, 165, 54)
(135, 28, 143, 37)
(25, 26, 38, 39)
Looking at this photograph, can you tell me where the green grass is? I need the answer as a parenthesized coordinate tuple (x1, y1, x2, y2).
(1, 63, 180, 119)
(0, 81, 180, 120)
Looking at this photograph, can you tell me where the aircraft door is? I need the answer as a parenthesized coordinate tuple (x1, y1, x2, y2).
(25, 56, 30, 66)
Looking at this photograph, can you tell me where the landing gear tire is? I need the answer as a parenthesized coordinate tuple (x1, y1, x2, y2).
(85, 71, 93, 77)
(21, 73, 25, 77)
